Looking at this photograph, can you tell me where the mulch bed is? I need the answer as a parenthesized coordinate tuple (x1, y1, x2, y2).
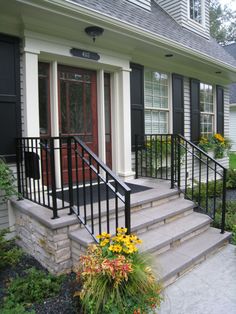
(0, 249, 80, 314)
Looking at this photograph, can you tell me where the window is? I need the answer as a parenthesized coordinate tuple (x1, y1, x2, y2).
(200, 83, 214, 137)
(189, 0, 202, 23)
(144, 70, 169, 134)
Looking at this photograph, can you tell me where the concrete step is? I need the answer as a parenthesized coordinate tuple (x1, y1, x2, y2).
(138, 212, 212, 254)
(152, 227, 231, 287)
(69, 198, 195, 247)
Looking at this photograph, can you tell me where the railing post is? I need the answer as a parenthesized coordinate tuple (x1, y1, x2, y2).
(67, 137, 74, 215)
(16, 138, 23, 199)
(135, 134, 138, 179)
(50, 138, 58, 219)
(125, 190, 131, 234)
(177, 136, 181, 189)
(170, 135, 174, 189)
(221, 168, 227, 234)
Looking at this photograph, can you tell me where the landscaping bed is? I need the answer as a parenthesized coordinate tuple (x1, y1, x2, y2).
(0, 233, 80, 314)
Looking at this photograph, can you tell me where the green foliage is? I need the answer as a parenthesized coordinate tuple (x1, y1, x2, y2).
(231, 225, 236, 245)
(77, 229, 163, 314)
(209, 0, 236, 44)
(214, 201, 236, 233)
(0, 229, 23, 271)
(1, 300, 35, 314)
(226, 169, 236, 189)
(5, 268, 64, 306)
(0, 158, 18, 201)
(229, 153, 236, 170)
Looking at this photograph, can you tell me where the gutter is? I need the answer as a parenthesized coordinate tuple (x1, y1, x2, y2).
(17, 0, 236, 73)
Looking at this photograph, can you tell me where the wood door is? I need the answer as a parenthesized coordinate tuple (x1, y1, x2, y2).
(58, 65, 98, 184)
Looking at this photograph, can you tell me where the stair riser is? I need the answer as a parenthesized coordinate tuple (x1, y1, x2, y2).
(79, 193, 181, 228)
(131, 193, 180, 213)
(135, 208, 193, 235)
(143, 222, 211, 255)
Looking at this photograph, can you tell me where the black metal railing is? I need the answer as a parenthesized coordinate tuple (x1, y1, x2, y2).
(135, 134, 227, 233)
(16, 137, 131, 240)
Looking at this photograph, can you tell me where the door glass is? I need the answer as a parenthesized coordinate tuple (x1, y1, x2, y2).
(59, 67, 96, 144)
(38, 62, 50, 136)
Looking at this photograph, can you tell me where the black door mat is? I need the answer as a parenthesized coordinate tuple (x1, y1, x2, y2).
(56, 182, 152, 206)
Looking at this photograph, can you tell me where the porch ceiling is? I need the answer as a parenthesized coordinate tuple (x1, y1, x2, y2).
(1, 0, 236, 85)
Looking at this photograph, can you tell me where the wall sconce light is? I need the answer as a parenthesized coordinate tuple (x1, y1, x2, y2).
(85, 26, 104, 42)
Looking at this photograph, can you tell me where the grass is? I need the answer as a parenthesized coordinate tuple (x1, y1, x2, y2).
(229, 152, 236, 169)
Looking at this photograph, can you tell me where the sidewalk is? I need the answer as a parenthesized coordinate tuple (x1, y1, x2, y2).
(158, 244, 236, 314)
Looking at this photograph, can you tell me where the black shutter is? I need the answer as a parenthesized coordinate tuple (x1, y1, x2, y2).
(130, 63, 144, 150)
(172, 74, 184, 135)
(0, 34, 21, 162)
(216, 85, 224, 136)
(190, 79, 200, 143)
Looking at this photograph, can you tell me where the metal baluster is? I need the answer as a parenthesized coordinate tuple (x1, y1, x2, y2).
(36, 139, 41, 204)
(50, 138, 58, 219)
(198, 151, 202, 208)
(89, 155, 94, 235)
(221, 168, 227, 234)
(97, 164, 101, 235)
(82, 147, 87, 224)
(206, 157, 209, 214)
(184, 141, 188, 194)
(125, 189, 131, 235)
(75, 141, 80, 216)
(67, 137, 74, 215)
(106, 173, 110, 233)
(177, 137, 181, 189)
(115, 181, 118, 232)
(59, 138, 65, 208)
(161, 135, 163, 179)
(135, 134, 138, 179)
(191, 146, 194, 200)
(213, 163, 217, 219)
(40, 139, 46, 207)
(170, 135, 174, 189)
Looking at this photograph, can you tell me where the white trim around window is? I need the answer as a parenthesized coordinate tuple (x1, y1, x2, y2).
(144, 69, 170, 134)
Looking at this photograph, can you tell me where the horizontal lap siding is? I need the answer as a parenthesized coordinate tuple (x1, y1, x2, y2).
(229, 107, 236, 152)
(127, 0, 151, 10)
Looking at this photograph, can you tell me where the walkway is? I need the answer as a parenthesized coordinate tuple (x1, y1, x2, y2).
(159, 244, 236, 314)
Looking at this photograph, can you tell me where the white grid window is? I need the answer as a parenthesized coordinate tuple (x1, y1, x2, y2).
(190, 0, 202, 23)
(144, 70, 169, 134)
(200, 83, 214, 137)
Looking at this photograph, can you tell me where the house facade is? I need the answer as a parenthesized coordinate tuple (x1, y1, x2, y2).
(0, 0, 236, 228)
(224, 43, 236, 152)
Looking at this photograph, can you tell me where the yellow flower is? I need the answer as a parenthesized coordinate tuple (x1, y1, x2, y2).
(108, 244, 123, 253)
(214, 133, 225, 142)
(100, 239, 110, 247)
(97, 232, 111, 239)
(117, 227, 127, 234)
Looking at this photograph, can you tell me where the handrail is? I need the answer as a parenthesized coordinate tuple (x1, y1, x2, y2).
(135, 133, 227, 233)
(74, 136, 131, 193)
(16, 136, 131, 240)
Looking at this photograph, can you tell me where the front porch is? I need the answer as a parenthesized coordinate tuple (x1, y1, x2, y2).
(12, 134, 231, 285)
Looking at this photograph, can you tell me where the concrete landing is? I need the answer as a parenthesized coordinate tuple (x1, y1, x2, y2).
(158, 244, 236, 314)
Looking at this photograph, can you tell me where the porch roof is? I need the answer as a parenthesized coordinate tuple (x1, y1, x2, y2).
(69, 0, 236, 69)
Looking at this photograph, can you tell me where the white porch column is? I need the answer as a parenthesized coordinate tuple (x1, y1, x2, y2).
(50, 61, 61, 188)
(23, 51, 40, 137)
(97, 69, 106, 163)
(116, 68, 134, 180)
(50, 61, 59, 137)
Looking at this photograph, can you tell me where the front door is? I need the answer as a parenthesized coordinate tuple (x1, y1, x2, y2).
(58, 65, 98, 183)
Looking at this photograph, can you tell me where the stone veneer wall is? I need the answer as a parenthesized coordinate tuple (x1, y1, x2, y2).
(12, 198, 85, 275)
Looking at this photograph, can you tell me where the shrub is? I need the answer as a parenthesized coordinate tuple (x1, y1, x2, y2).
(4, 267, 65, 306)
(0, 229, 23, 271)
(75, 228, 163, 314)
(231, 225, 236, 245)
(214, 201, 236, 233)
(226, 169, 236, 189)
(0, 158, 18, 201)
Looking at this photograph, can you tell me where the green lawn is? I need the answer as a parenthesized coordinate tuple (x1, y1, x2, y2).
(229, 152, 236, 169)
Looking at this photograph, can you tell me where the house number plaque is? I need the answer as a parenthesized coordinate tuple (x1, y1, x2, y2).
(70, 48, 100, 61)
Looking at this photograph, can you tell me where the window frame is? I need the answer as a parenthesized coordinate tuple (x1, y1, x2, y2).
(144, 69, 170, 134)
(199, 82, 216, 138)
(188, 0, 205, 25)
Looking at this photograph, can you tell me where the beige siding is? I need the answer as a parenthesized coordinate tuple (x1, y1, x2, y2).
(156, 0, 210, 39)
(127, 0, 151, 10)
(184, 77, 191, 140)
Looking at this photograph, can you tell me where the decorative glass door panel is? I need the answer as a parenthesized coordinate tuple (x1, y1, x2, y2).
(58, 65, 98, 183)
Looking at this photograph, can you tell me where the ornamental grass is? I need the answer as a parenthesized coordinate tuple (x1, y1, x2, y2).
(75, 227, 163, 314)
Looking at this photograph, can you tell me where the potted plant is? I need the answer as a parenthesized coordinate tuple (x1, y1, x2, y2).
(75, 227, 163, 314)
(198, 134, 231, 159)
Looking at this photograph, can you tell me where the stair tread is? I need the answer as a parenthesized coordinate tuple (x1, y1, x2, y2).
(152, 227, 231, 282)
(70, 210, 211, 248)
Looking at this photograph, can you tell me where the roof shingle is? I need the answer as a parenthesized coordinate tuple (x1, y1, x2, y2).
(70, 0, 236, 67)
